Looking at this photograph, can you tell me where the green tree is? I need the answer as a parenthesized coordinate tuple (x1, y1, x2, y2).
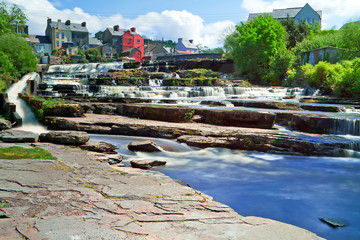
(281, 16, 310, 49)
(341, 21, 360, 58)
(0, 2, 27, 34)
(0, 33, 37, 78)
(224, 14, 292, 84)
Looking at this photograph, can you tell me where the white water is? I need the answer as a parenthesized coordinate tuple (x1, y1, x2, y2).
(47, 62, 124, 74)
(6, 73, 47, 133)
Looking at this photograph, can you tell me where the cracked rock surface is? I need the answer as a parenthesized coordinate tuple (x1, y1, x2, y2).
(0, 142, 324, 239)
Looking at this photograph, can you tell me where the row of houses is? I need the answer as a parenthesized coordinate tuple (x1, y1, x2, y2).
(27, 18, 200, 62)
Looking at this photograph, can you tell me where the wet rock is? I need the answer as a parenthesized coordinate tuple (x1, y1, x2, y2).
(320, 218, 349, 228)
(39, 131, 89, 145)
(128, 140, 161, 152)
(0, 119, 12, 130)
(301, 105, 341, 112)
(130, 159, 166, 169)
(80, 141, 118, 153)
(43, 104, 84, 117)
(0, 130, 39, 143)
(97, 154, 123, 165)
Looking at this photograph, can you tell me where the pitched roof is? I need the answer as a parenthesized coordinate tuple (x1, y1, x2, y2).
(177, 50, 196, 55)
(106, 27, 139, 37)
(180, 39, 197, 49)
(121, 47, 140, 57)
(27, 35, 51, 44)
(247, 4, 321, 22)
(89, 37, 103, 46)
(49, 20, 88, 32)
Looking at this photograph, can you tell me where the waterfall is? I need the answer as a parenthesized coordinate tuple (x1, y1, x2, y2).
(6, 73, 47, 133)
(333, 118, 360, 136)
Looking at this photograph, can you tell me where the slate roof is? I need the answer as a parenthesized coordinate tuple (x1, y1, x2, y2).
(181, 39, 197, 49)
(49, 21, 88, 32)
(106, 27, 138, 36)
(89, 37, 103, 46)
(27, 35, 51, 44)
(121, 47, 139, 57)
(247, 5, 322, 22)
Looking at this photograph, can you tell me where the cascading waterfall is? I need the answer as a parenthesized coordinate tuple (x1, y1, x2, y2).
(6, 73, 47, 133)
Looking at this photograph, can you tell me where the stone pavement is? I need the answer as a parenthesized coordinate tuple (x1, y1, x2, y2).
(0, 142, 324, 240)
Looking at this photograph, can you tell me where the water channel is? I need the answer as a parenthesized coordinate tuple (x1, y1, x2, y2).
(12, 63, 360, 239)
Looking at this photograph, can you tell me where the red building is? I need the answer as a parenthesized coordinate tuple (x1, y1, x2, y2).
(102, 26, 144, 61)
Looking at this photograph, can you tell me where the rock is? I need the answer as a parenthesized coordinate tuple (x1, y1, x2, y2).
(301, 105, 341, 112)
(128, 140, 162, 152)
(130, 159, 166, 169)
(80, 141, 118, 153)
(0, 130, 39, 143)
(39, 131, 89, 145)
(320, 218, 349, 228)
(0, 119, 12, 130)
(97, 154, 123, 165)
(43, 104, 84, 117)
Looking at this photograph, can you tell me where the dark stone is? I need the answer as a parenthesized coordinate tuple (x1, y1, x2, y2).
(320, 218, 349, 228)
(130, 159, 166, 169)
(0, 130, 39, 143)
(39, 131, 89, 145)
(43, 104, 84, 117)
(80, 141, 118, 153)
(301, 105, 341, 112)
(128, 140, 162, 152)
(98, 154, 123, 165)
(0, 119, 12, 130)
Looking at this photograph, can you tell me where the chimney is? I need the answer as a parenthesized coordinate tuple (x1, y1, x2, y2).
(65, 20, 71, 25)
(57, 19, 61, 29)
(113, 25, 119, 32)
(130, 27, 136, 32)
(81, 22, 86, 27)
(47, 18, 52, 24)
(178, 38, 183, 43)
(189, 39, 193, 43)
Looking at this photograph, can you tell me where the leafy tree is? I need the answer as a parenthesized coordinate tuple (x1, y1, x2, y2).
(281, 16, 310, 49)
(0, 2, 27, 34)
(224, 14, 291, 84)
(341, 21, 360, 58)
(0, 33, 37, 78)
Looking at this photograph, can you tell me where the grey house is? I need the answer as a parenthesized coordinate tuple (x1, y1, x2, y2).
(248, 3, 322, 27)
(27, 35, 52, 56)
(144, 43, 169, 60)
(176, 38, 198, 54)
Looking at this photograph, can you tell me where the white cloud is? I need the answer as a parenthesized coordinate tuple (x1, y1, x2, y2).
(241, 0, 360, 28)
(4, 0, 235, 48)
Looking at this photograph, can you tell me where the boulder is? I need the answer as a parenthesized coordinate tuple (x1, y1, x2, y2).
(130, 159, 166, 169)
(97, 154, 123, 165)
(80, 141, 118, 153)
(39, 131, 89, 145)
(128, 140, 162, 152)
(43, 104, 84, 117)
(0, 130, 39, 143)
(0, 119, 12, 130)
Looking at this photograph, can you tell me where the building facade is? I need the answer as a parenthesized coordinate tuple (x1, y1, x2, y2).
(27, 35, 52, 56)
(45, 18, 89, 52)
(176, 38, 198, 54)
(247, 3, 322, 27)
(102, 26, 144, 61)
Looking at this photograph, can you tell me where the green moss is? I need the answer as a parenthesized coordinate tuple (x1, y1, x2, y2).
(0, 146, 56, 160)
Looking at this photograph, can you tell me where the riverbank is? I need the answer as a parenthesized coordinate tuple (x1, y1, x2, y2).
(0, 141, 324, 239)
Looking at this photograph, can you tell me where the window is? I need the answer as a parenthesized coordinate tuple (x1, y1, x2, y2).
(108, 46, 111, 51)
(61, 41, 64, 47)
(137, 39, 140, 43)
(115, 37, 118, 42)
(56, 32, 59, 38)
(69, 48, 72, 54)
(67, 37, 69, 42)
(84, 40, 86, 45)
(61, 32, 64, 39)
(137, 53, 140, 58)
(129, 38, 131, 43)
(74, 34, 77, 39)
(56, 41, 59, 47)
(74, 42, 77, 46)
(137, 46, 140, 50)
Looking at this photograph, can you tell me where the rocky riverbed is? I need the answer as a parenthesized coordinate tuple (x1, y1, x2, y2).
(0, 140, 324, 239)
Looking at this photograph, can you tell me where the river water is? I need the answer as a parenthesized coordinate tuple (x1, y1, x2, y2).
(90, 134, 360, 240)
(9, 64, 360, 239)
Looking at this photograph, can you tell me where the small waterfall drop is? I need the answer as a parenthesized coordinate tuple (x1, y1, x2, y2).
(6, 73, 47, 133)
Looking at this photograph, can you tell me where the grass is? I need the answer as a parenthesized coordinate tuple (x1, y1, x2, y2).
(0, 146, 56, 160)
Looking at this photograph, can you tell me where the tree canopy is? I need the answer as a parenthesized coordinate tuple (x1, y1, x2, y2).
(225, 14, 292, 84)
(0, 1, 37, 92)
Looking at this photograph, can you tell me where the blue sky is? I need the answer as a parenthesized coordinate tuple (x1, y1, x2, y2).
(5, 0, 360, 48)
